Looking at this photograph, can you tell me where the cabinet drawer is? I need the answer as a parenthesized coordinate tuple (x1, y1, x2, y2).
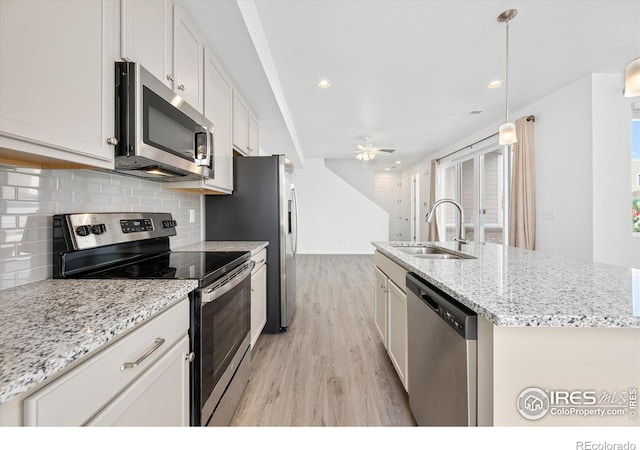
(251, 248, 267, 273)
(374, 251, 407, 293)
(24, 298, 189, 426)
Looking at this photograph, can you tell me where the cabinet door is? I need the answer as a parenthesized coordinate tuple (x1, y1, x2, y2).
(250, 263, 267, 349)
(248, 112, 259, 156)
(204, 50, 233, 192)
(121, 0, 173, 88)
(374, 267, 388, 345)
(387, 279, 408, 391)
(87, 335, 190, 426)
(174, 7, 203, 113)
(232, 92, 249, 155)
(0, 0, 115, 168)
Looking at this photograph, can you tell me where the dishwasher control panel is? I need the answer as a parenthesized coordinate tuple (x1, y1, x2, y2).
(406, 272, 477, 340)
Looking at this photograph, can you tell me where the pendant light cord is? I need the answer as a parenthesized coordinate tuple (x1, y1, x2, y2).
(505, 19, 510, 123)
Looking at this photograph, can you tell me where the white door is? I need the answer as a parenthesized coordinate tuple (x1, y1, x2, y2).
(398, 175, 411, 241)
(375, 174, 400, 240)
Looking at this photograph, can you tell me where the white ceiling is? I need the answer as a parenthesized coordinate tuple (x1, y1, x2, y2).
(177, 0, 640, 169)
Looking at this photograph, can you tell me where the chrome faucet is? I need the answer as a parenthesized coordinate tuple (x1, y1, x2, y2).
(426, 198, 469, 245)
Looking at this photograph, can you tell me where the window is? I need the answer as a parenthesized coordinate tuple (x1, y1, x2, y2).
(438, 139, 510, 245)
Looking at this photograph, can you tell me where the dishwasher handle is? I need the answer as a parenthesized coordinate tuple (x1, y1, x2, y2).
(420, 293, 439, 312)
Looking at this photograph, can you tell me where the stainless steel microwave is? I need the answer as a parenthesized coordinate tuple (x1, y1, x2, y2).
(113, 62, 213, 181)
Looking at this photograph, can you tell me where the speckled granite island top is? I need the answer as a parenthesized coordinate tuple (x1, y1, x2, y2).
(0, 279, 197, 404)
(175, 240, 268, 255)
(372, 241, 640, 328)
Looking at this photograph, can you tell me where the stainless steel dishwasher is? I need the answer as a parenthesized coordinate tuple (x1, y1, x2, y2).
(406, 272, 477, 426)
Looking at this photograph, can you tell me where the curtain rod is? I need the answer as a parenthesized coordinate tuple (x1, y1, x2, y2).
(436, 114, 536, 162)
(436, 132, 498, 162)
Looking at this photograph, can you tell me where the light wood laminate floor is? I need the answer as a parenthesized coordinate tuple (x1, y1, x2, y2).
(231, 254, 415, 426)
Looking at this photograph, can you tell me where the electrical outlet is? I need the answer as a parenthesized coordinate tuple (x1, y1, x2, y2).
(543, 210, 555, 221)
(189, 209, 195, 224)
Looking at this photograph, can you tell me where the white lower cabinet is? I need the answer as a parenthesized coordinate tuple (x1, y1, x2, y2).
(374, 266, 388, 344)
(87, 335, 189, 426)
(23, 298, 190, 426)
(250, 249, 268, 349)
(386, 280, 408, 390)
(373, 252, 408, 391)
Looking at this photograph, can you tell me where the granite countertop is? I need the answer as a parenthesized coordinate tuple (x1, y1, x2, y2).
(175, 240, 268, 255)
(372, 241, 640, 328)
(0, 279, 197, 405)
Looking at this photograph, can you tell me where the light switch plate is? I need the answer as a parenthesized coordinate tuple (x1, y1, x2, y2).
(189, 209, 195, 224)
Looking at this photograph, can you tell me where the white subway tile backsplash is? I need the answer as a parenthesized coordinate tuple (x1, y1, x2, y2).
(0, 166, 203, 289)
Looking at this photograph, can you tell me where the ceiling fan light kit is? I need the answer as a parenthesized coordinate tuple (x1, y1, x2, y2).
(497, 9, 518, 146)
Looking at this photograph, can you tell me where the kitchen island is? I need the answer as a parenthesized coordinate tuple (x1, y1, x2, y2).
(372, 241, 640, 426)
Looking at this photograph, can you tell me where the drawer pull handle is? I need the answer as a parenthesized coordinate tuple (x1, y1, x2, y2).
(121, 338, 165, 370)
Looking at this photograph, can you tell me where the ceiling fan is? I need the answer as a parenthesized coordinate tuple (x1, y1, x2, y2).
(355, 138, 396, 161)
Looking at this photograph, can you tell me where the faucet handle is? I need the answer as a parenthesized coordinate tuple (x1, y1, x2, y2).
(454, 238, 470, 245)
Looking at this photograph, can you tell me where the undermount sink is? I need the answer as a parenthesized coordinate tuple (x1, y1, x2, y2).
(392, 245, 474, 260)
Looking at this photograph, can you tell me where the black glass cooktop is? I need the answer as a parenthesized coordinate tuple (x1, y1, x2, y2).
(80, 251, 249, 286)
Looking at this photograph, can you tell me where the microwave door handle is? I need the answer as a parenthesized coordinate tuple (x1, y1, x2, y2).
(194, 127, 210, 166)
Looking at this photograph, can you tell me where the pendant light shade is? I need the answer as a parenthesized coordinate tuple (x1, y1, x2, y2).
(499, 122, 517, 145)
(497, 9, 518, 146)
(624, 57, 640, 97)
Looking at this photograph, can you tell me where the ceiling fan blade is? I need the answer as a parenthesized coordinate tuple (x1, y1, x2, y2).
(378, 148, 396, 153)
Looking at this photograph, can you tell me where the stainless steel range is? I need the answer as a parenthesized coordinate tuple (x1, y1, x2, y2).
(52, 212, 253, 426)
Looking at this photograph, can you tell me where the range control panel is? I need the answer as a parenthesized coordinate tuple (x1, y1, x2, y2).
(120, 218, 154, 233)
(62, 212, 177, 250)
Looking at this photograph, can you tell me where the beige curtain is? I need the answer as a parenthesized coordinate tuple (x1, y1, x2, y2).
(428, 159, 440, 241)
(509, 116, 536, 249)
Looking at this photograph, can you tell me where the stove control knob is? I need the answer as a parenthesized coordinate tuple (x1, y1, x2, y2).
(76, 225, 90, 237)
(163, 220, 177, 228)
(91, 224, 106, 235)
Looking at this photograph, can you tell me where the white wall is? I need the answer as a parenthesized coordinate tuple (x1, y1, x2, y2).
(0, 165, 203, 290)
(592, 74, 640, 268)
(324, 159, 375, 201)
(295, 158, 388, 254)
(529, 76, 594, 261)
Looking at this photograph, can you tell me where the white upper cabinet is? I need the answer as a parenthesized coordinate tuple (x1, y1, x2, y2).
(232, 92, 250, 156)
(204, 50, 233, 193)
(0, 0, 117, 169)
(173, 7, 203, 114)
(120, 0, 173, 89)
(248, 112, 259, 156)
(121, 0, 203, 114)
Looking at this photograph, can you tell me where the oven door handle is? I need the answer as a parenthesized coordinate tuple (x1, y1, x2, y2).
(201, 260, 255, 304)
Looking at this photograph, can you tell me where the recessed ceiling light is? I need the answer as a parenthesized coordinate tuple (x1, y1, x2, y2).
(317, 79, 331, 89)
(385, 168, 390, 171)
(487, 80, 503, 89)
(395, 160, 401, 164)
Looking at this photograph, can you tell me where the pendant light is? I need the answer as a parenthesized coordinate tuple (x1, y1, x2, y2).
(497, 9, 518, 145)
(624, 57, 640, 97)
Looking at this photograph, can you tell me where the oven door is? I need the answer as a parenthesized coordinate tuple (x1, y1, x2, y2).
(195, 260, 253, 426)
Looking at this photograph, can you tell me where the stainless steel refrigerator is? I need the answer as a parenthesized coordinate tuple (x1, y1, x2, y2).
(204, 155, 297, 332)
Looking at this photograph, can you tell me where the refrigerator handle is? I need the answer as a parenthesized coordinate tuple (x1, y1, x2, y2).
(291, 185, 299, 254)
